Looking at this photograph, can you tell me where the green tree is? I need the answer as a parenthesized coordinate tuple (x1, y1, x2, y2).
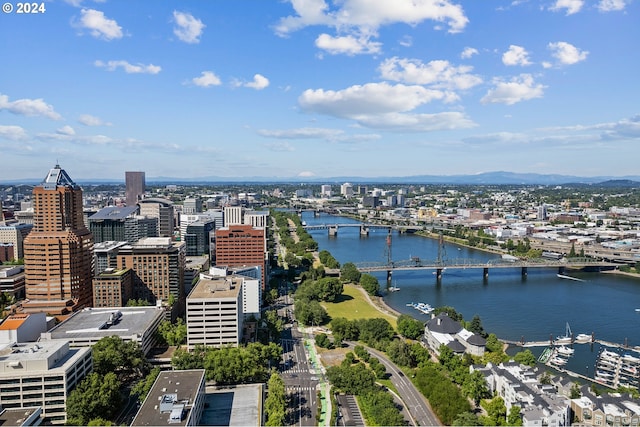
(156, 318, 187, 346)
(315, 277, 344, 302)
(514, 349, 537, 367)
(66, 372, 121, 425)
(461, 370, 489, 405)
(452, 412, 480, 426)
(264, 372, 286, 426)
(468, 315, 487, 338)
(570, 383, 581, 399)
(507, 405, 523, 426)
(359, 273, 380, 296)
(481, 396, 507, 426)
(340, 262, 361, 283)
(92, 336, 149, 383)
(131, 367, 161, 403)
(397, 314, 424, 340)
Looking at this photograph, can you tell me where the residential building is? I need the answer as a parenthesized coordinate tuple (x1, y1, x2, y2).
(213, 224, 267, 289)
(0, 264, 25, 300)
(186, 274, 243, 349)
(473, 361, 571, 427)
(321, 185, 332, 197)
(0, 340, 92, 424)
(40, 306, 165, 356)
(125, 171, 145, 207)
(138, 198, 175, 238)
(131, 370, 206, 427)
(570, 385, 640, 426)
(92, 268, 133, 307)
(22, 165, 94, 317)
(423, 312, 486, 357)
(0, 222, 32, 260)
(116, 237, 186, 304)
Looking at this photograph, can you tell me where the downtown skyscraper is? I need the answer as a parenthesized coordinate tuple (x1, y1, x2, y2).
(22, 165, 94, 317)
(125, 171, 145, 207)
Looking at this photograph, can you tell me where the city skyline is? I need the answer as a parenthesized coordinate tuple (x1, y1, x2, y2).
(1, 1, 639, 180)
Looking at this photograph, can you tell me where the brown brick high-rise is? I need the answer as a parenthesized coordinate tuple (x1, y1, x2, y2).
(214, 224, 266, 289)
(23, 165, 94, 317)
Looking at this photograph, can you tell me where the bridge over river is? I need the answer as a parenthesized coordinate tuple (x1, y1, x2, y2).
(354, 257, 618, 280)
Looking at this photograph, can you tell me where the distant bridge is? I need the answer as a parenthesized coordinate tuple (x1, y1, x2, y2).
(302, 223, 422, 235)
(354, 257, 618, 280)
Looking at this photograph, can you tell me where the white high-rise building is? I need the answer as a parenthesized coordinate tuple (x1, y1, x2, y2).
(223, 206, 243, 227)
(340, 183, 354, 198)
(321, 185, 332, 197)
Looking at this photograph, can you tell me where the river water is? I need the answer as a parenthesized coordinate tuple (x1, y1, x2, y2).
(302, 211, 640, 379)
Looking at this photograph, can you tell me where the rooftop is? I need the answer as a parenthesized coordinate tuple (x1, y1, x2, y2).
(43, 306, 164, 344)
(41, 164, 76, 189)
(89, 206, 138, 221)
(131, 369, 205, 427)
(200, 384, 263, 426)
(188, 275, 242, 300)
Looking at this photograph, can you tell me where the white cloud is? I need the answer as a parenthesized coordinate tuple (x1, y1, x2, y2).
(78, 114, 111, 126)
(0, 93, 62, 120)
(277, 0, 468, 35)
(56, 125, 76, 136)
(379, 57, 482, 90)
(398, 35, 413, 47)
(460, 47, 478, 59)
(298, 171, 316, 177)
(481, 74, 546, 105)
(549, 0, 584, 15)
(94, 60, 161, 74)
(315, 33, 382, 55)
(173, 11, 205, 44)
(597, 0, 627, 11)
(548, 41, 588, 65)
(77, 8, 123, 40)
(259, 127, 346, 140)
(298, 82, 475, 131)
(245, 74, 270, 90)
(191, 71, 222, 87)
(0, 125, 28, 140)
(502, 45, 532, 66)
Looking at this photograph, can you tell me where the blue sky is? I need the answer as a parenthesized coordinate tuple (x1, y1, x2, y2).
(1, 0, 638, 181)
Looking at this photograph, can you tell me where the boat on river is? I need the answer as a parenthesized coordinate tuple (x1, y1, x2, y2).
(557, 346, 574, 356)
(555, 322, 573, 344)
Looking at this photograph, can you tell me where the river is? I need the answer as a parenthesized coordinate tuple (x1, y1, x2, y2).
(301, 211, 640, 381)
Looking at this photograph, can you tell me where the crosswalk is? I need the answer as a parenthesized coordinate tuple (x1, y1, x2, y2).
(286, 386, 316, 392)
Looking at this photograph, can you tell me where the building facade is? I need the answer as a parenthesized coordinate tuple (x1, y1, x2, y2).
(125, 171, 145, 207)
(92, 268, 134, 307)
(0, 340, 92, 424)
(0, 222, 32, 260)
(22, 165, 94, 317)
(88, 206, 139, 243)
(186, 274, 243, 349)
(138, 198, 175, 238)
(116, 237, 185, 304)
(213, 225, 266, 289)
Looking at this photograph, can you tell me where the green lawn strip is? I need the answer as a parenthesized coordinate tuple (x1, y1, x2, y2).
(375, 378, 399, 395)
(321, 284, 397, 328)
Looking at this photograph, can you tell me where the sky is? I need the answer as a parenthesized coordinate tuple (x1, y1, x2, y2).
(1, 0, 639, 181)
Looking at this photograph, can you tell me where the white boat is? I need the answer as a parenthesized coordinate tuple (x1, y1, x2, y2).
(622, 354, 640, 363)
(596, 370, 613, 378)
(635, 308, 640, 312)
(576, 333, 592, 342)
(601, 350, 620, 360)
(550, 357, 567, 365)
(555, 322, 573, 344)
(557, 346, 574, 356)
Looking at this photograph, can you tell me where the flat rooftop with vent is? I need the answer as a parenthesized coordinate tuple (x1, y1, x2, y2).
(130, 369, 206, 427)
(39, 306, 165, 355)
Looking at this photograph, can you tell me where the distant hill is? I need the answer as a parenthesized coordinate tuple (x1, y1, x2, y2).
(2, 171, 640, 186)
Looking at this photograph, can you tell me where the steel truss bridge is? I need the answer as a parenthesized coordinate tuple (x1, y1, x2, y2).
(355, 257, 618, 279)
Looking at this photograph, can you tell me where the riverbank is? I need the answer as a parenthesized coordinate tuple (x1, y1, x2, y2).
(601, 269, 640, 278)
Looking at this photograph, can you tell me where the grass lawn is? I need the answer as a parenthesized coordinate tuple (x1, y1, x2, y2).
(321, 284, 397, 328)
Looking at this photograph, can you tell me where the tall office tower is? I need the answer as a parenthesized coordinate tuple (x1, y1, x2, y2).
(0, 222, 33, 260)
(223, 206, 243, 226)
(138, 198, 175, 237)
(321, 184, 332, 197)
(214, 224, 266, 289)
(125, 171, 146, 207)
(183, 197, 202, 214)
(22, 165, 94, 317)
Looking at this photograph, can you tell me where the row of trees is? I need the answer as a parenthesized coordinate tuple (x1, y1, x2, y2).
(327, 351, 406, 426)
(171, 342, 282, 384)
(330, 317, 394, 349)
(340, 262, 380, 295)
(293, 276, 345, 325)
